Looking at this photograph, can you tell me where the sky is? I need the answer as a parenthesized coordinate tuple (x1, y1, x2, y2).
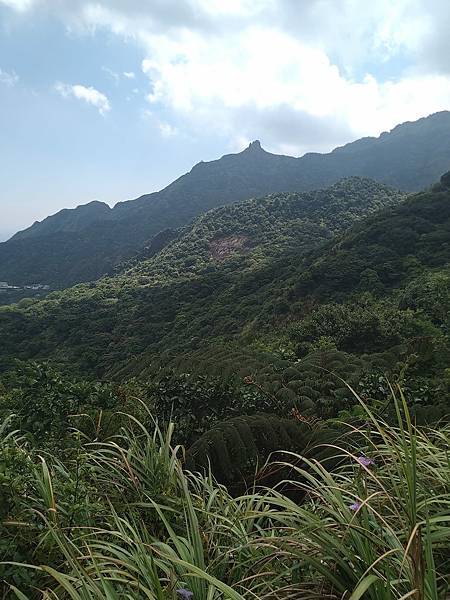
(1, 0, 450, 240)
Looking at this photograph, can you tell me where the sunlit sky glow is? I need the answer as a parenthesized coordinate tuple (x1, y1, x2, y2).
(1, 0, 450, 239)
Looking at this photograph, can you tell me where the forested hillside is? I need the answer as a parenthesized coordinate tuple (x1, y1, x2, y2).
(1, 110, 450, 289)
(3, 1, 450, 594)
(1, 174, 449, 599)
(0, 177, 403, 373)
(1, 173, 449, 419)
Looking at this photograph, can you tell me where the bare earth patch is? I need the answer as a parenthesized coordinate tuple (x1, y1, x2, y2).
(210, 235, 249, 260)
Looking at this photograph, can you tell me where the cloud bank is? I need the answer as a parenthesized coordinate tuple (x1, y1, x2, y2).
(3, 0, 450, 153)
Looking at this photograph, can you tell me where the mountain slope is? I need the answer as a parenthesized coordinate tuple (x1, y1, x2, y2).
(1, 111, 450, 289)
(11, 201, 112, 242)
(118, 176, 450, 380)
(0, 177, 405, 374)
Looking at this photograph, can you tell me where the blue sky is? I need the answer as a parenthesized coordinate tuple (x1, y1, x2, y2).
(1, 0, 450, 240)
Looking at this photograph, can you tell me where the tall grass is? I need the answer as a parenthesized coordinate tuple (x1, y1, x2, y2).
(1, 390, 449, 599)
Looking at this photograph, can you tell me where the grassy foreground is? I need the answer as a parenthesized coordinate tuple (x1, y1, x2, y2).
(1, 390, 449, 599)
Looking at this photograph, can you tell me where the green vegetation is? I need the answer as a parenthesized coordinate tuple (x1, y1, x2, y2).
(0, 177, 404, 376)
(0, 175, 448, 421)
(1, 110, 450, 289)
(1, 387, 449, 598)
(0, 167, 449, 597)
(185, 413, 338, 489)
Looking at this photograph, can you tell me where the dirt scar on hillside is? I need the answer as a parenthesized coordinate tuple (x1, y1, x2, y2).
(210, 235, 250, 260)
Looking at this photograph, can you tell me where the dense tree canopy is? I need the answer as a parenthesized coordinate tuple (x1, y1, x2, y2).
(0, 176, 448, 424)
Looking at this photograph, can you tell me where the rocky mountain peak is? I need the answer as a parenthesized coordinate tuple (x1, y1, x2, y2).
(246, 140, 263, 152)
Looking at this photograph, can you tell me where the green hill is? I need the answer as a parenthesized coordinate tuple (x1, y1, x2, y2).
(1, 173, 449, 418)
(1, 111, 450, 289)
(1, 174, 449, 600)
(0, 177, 402, 370)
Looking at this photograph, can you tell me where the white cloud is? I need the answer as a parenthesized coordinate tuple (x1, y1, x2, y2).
(142, 109, 178, 138)
(0, 0, 35, 11)
(102, 66, 120, 84)
(55, 82, 111, 115)
(158, 120, 178, 138)
(103, 67, 136, 84)
(4, 0, 450, 153)
(0, 67, 18, 87)
(140, 24, 450, 153)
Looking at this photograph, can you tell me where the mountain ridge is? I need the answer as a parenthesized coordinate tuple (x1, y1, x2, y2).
(0, 176, 406, 375)
(12, 200, 112, 242)
(1, 110, 450, 289)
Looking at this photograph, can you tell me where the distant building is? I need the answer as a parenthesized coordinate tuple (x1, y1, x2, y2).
(0, 281, 21, 290)
(24, 283, 50, 290)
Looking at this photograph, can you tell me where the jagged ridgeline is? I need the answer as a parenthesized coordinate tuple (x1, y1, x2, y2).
(0, 177, 403, 375)
(1, 110, 450, 289)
